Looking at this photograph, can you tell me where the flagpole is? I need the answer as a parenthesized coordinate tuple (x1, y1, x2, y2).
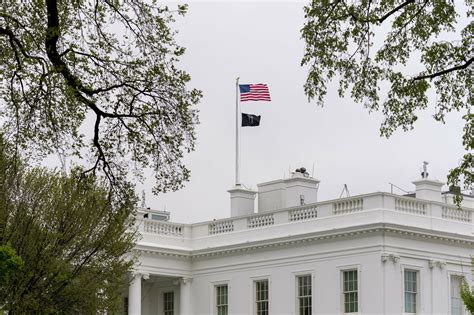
(235, 77, 240, 187)
(235, 77, 240, 186)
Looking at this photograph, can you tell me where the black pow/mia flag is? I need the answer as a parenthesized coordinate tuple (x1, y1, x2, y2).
(241, 113, 261, 127)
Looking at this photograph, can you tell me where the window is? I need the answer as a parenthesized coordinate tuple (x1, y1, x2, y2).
(297, 275, 312, 315)
(216, 284, 228, 315)
(163, 292, 174, 315)
(343, 270, 358, 313)
(123, 297, 128, 315)
(404, 270, 418, 313)
(450, 275, 464, 315)
(255, 279, 269, 315)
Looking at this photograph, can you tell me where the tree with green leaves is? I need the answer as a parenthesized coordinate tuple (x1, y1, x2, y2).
(461, 280, 474, 313)
(0, 0, 201, 193)
(301, 0, 472, 202)
(0, 136, 137, 313)
(0, 244, 23, 285)
(460, 258, 474, 313)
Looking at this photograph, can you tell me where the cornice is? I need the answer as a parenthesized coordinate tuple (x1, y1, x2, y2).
(134, 222, 474, 260)
(133, 246, 191, 259)
(383, 227, 473, 245)
(192, 225, 382, 258)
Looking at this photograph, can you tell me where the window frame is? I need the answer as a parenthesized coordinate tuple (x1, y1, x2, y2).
(123, 296, 129, 315)
(253, 278, 270, 315)
(341, 268, 359, 314)
(210, 280, 230, 315)
(215, 283, 229, 315)
(403, 269, 418, 314)
(163, 291, 175, 315)
(401, 265, 422, 315)
(448, 273, 466, 315)
(295, 273, 313, 315)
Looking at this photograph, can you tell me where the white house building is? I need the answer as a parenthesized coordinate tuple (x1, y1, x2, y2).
(125, 168, 474, 315)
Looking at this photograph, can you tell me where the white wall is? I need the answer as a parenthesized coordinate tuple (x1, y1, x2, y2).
(178, 232, 472, 314)
(133, 191, 474, 315)
(141, 281, 180, 315)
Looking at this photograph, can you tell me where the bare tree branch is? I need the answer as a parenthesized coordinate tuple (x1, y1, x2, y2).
(413, 57, 473, 81)
(378, 0, 415, 23)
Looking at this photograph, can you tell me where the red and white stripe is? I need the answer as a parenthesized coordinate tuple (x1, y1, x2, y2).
(240, 84, 271, 102)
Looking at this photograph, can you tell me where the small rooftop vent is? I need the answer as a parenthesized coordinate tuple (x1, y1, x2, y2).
(295, 167, 309, 177)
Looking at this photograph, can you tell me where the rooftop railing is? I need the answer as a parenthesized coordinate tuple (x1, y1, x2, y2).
(137, 193, 474, 239)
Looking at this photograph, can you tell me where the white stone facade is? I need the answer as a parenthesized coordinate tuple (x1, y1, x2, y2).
(126, 174, 474, 315)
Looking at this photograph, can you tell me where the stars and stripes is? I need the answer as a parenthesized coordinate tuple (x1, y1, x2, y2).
(239, 83, 271, 102)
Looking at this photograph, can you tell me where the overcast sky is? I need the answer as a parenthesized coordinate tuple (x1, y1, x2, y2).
(135, 1, 467, 223)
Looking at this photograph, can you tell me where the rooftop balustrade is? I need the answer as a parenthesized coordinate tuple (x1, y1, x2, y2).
(136, 192, 473, 251)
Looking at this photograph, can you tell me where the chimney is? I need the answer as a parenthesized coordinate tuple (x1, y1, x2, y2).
(257, 167, 320, 212)
(228, 186, 256, 217)
(412, 179, 444, 202)
(412, 161, 444, 202)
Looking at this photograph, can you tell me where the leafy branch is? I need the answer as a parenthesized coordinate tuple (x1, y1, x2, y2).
(0, 0, 201, 193)
(302, 0, 473, 201)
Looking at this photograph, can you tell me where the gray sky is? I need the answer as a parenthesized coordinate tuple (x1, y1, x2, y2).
(137, 1, 467, 223)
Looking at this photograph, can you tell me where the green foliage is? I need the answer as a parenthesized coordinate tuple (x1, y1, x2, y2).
(0, 244, 23, 285)
(448, 113, 474, 204)
(0, 1, 201, 193)
(301, 0, 473, 196)
(461, 257, 474, 313)
(461, 279, 474, 313)
(0, 137, 138, 313)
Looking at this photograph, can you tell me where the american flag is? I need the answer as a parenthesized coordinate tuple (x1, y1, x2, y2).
(239, 84, 271, 102)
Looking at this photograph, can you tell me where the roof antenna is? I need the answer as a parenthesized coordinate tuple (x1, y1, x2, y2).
(141, 190, 146, 208)
(311, 162, 315, 178)
(339, 184, 350, 198)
